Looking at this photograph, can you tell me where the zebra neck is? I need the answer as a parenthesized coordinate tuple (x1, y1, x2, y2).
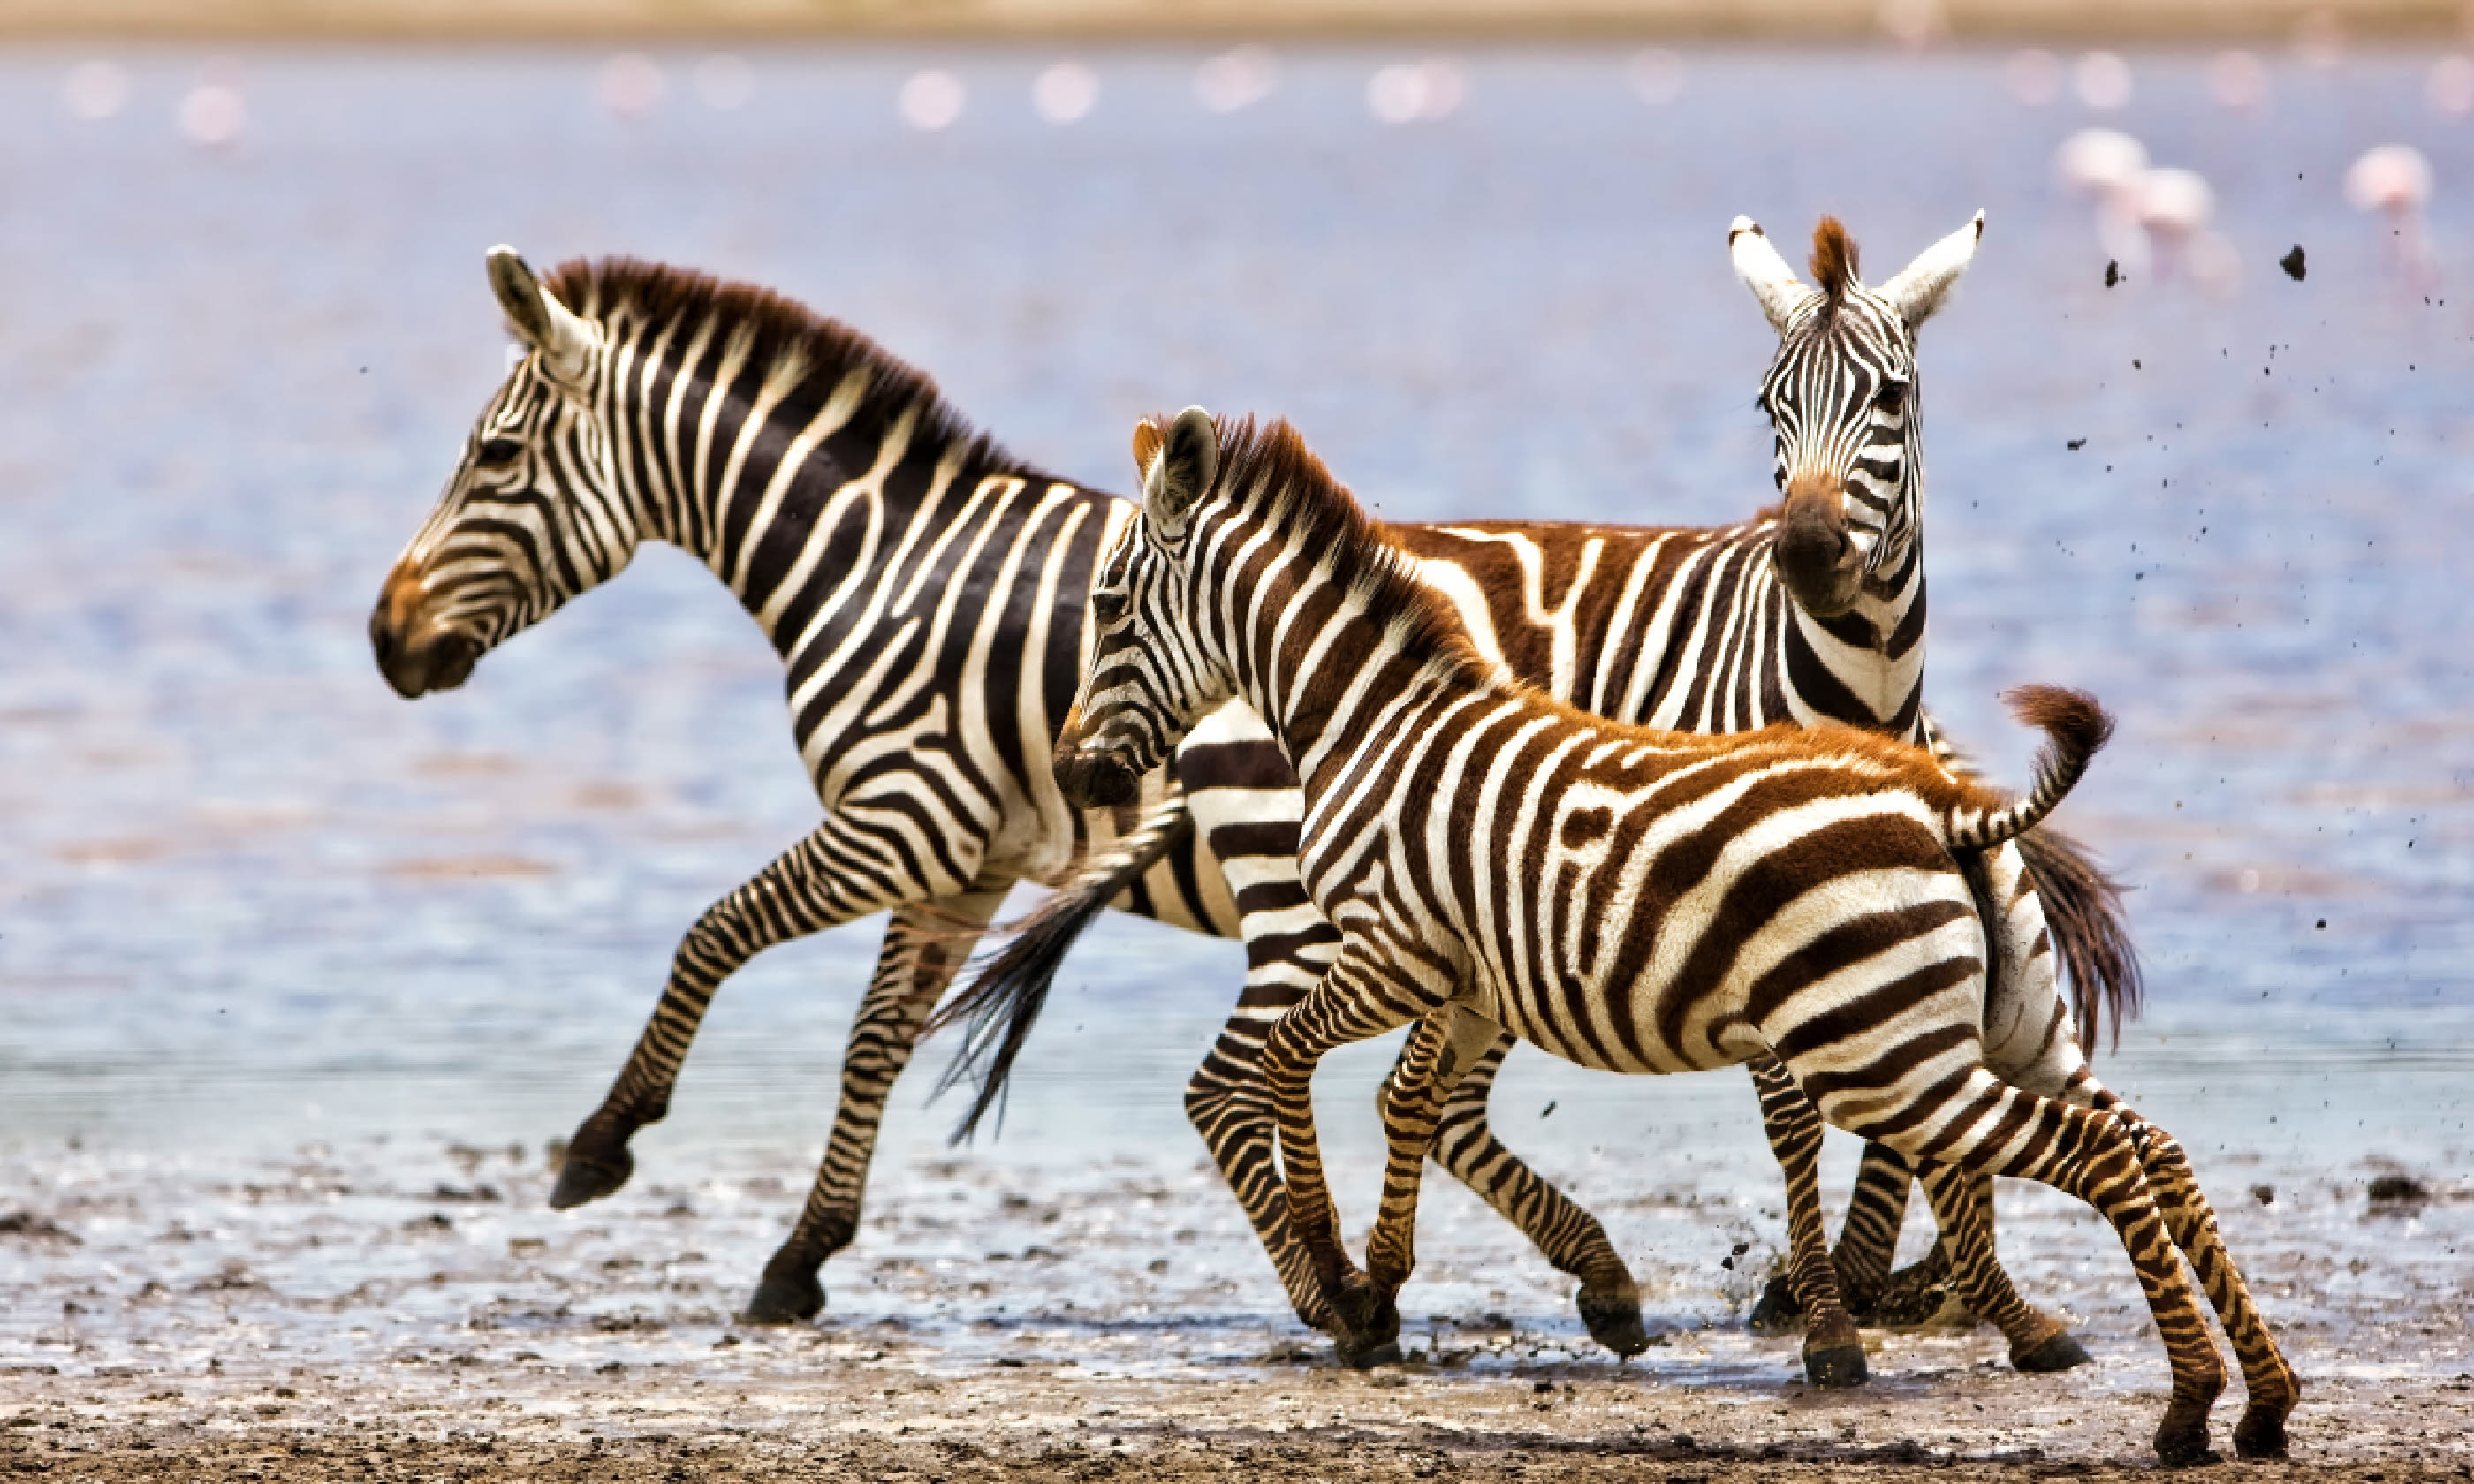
(1781, 549, 1927, 734)
(1233, 556, 1480, 805)
(618, 347, 1031, 655)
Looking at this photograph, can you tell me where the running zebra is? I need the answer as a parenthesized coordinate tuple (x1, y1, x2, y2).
(374, 248, 1734, 1339)
(1050, 405, 2296, 1466)
(942, 215, 2136, 1359)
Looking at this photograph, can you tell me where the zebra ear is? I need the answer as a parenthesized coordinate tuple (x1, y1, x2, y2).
(1879, 211, 1985, 329)
(487, 245, 597, 384)
(1130, 418, 1163, 480)
(1145, 405, 1218, 529)
(1729, 216, 1819, 336)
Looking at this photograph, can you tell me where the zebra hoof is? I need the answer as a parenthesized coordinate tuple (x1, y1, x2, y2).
(1802, 1342, 1869, 1389)
(2154, 1439, 2222, 1470)
(1332, 1275, 1400, 1367)
(547, 1146, 634, 1210)
(2012, 1329, 2092, 1374)
(2232, 1405, 2289, 1461)
(2153, 1408, 2222, 1469)
(1747, 1274, 1803, 1335)
(739, 1265, 824, 1325)
(1337, 1337, 1405, 1370)
(1576, 1287, 1651, 1357)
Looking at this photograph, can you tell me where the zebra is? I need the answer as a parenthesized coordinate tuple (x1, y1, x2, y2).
(1049, 405, 2296, 1466)
(939, 214, 2134, 1366)
(374, 246, 1757, 1344)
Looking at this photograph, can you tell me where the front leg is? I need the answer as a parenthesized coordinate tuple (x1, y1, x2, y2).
(742, 877, 1012, 1323)
(551, 813, 958, 1211)
(1261, 943, 1438, 1368)
(1362, 1006, 1503, 1336)
(1745, 1056, 1867, 1388)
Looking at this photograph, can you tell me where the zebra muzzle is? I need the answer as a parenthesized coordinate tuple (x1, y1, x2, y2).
(370, 611, 482, 698)
(1771, 475, 1865, 619)
(1054, 743, 1140, 811)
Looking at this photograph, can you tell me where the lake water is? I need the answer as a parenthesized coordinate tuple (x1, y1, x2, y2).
(0, 45, 2469, 1399)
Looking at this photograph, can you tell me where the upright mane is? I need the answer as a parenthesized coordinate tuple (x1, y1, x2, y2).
(1810, 216, 1860, 307)
(1200, 415, 1964, 779)
(1203, 415, 1491, 684)
(546, 257, 1042, 481)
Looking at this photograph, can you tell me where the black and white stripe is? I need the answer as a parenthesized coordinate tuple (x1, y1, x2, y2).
(946, 215, 2138, 1357)
(376, 251, 1233, 1324)
(1052, 405, 2294, 1465)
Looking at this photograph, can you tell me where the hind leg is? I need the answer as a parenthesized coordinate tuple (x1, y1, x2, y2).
(1915, 1164, 2090, 1371)
(1804, 1060, 2235, 1466)
(2074, 1073, 2300, 1458)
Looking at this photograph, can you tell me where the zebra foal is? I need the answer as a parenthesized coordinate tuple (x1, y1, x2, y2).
(1052, 407, 2296, 1466)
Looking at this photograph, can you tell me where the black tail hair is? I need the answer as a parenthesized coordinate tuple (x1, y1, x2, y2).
(1924, 708, 2144, 1059)
(2015, 824, 2144, 1056)
(927, 809, 1194, 1143)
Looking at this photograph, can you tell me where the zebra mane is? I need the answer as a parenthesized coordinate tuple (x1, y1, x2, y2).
(1208, 417, 1992, 786)
(1810, 216, 1860, 304)
(544, 257, 1043, 481)
(1204, 416, 1494, 688)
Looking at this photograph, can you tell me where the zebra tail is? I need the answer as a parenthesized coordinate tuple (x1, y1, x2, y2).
(2015, 824, 2144, 1058)
(1941, 685, 2113, 852)
(925, 791, 1195, 1144)
(1925, 706, 2144, 1058)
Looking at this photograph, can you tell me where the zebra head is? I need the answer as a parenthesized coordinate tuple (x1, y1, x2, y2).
(1731, 212, 1981, 618)
(371, 246, 631, 699)
(1055, 407, 1231, 811)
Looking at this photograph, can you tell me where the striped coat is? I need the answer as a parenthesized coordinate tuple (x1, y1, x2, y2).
(942, 216, 2135, 1362)
(1053, 407, 2296, 1467)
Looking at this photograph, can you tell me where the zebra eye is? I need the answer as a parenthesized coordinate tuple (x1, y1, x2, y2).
(1091, 588, 1129, 623)
(1876, 380, 1909, 414)
(475, 437, 524, 467)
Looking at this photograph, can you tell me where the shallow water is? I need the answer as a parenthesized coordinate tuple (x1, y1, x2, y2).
(1, 45, 2470, 1395)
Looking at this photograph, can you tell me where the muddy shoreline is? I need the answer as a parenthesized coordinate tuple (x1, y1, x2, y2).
(7, 1131, 2469, 1480)
(6, 1357, 2470, 1481)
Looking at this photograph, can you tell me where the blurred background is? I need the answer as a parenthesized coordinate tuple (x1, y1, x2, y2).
(1, 0, 2469, 1398)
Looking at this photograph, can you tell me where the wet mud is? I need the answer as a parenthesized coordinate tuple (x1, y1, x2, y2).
(5, 1132, 2469, 1479)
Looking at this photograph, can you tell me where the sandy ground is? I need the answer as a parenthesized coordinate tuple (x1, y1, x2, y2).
(5, 1131, 2469, 1481)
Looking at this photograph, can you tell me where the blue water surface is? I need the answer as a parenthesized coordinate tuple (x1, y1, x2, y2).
(0, 45, 2468, 1183)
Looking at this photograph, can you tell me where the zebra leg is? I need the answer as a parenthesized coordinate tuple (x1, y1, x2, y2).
(1759, 1141, 1963, 1329)
(1915, 1163, 2090, 1372)
(1428, 1035, 1650, 1356)
(1182, 941, 1342, 1335)
(1262, 951, 1436, 1369)
(1362, 1007, 1501, 1327)
(1744, 1056, 1866, 1388)
(1825, 839, 2083, 1333)
(2075, 1076, 2300, 1459)
(1831, 1143, 1935, 1320)
(550, 815, 955, 1211)
(1811, 1064, 2235, 1467)
(742, 877, 1011, 1324)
